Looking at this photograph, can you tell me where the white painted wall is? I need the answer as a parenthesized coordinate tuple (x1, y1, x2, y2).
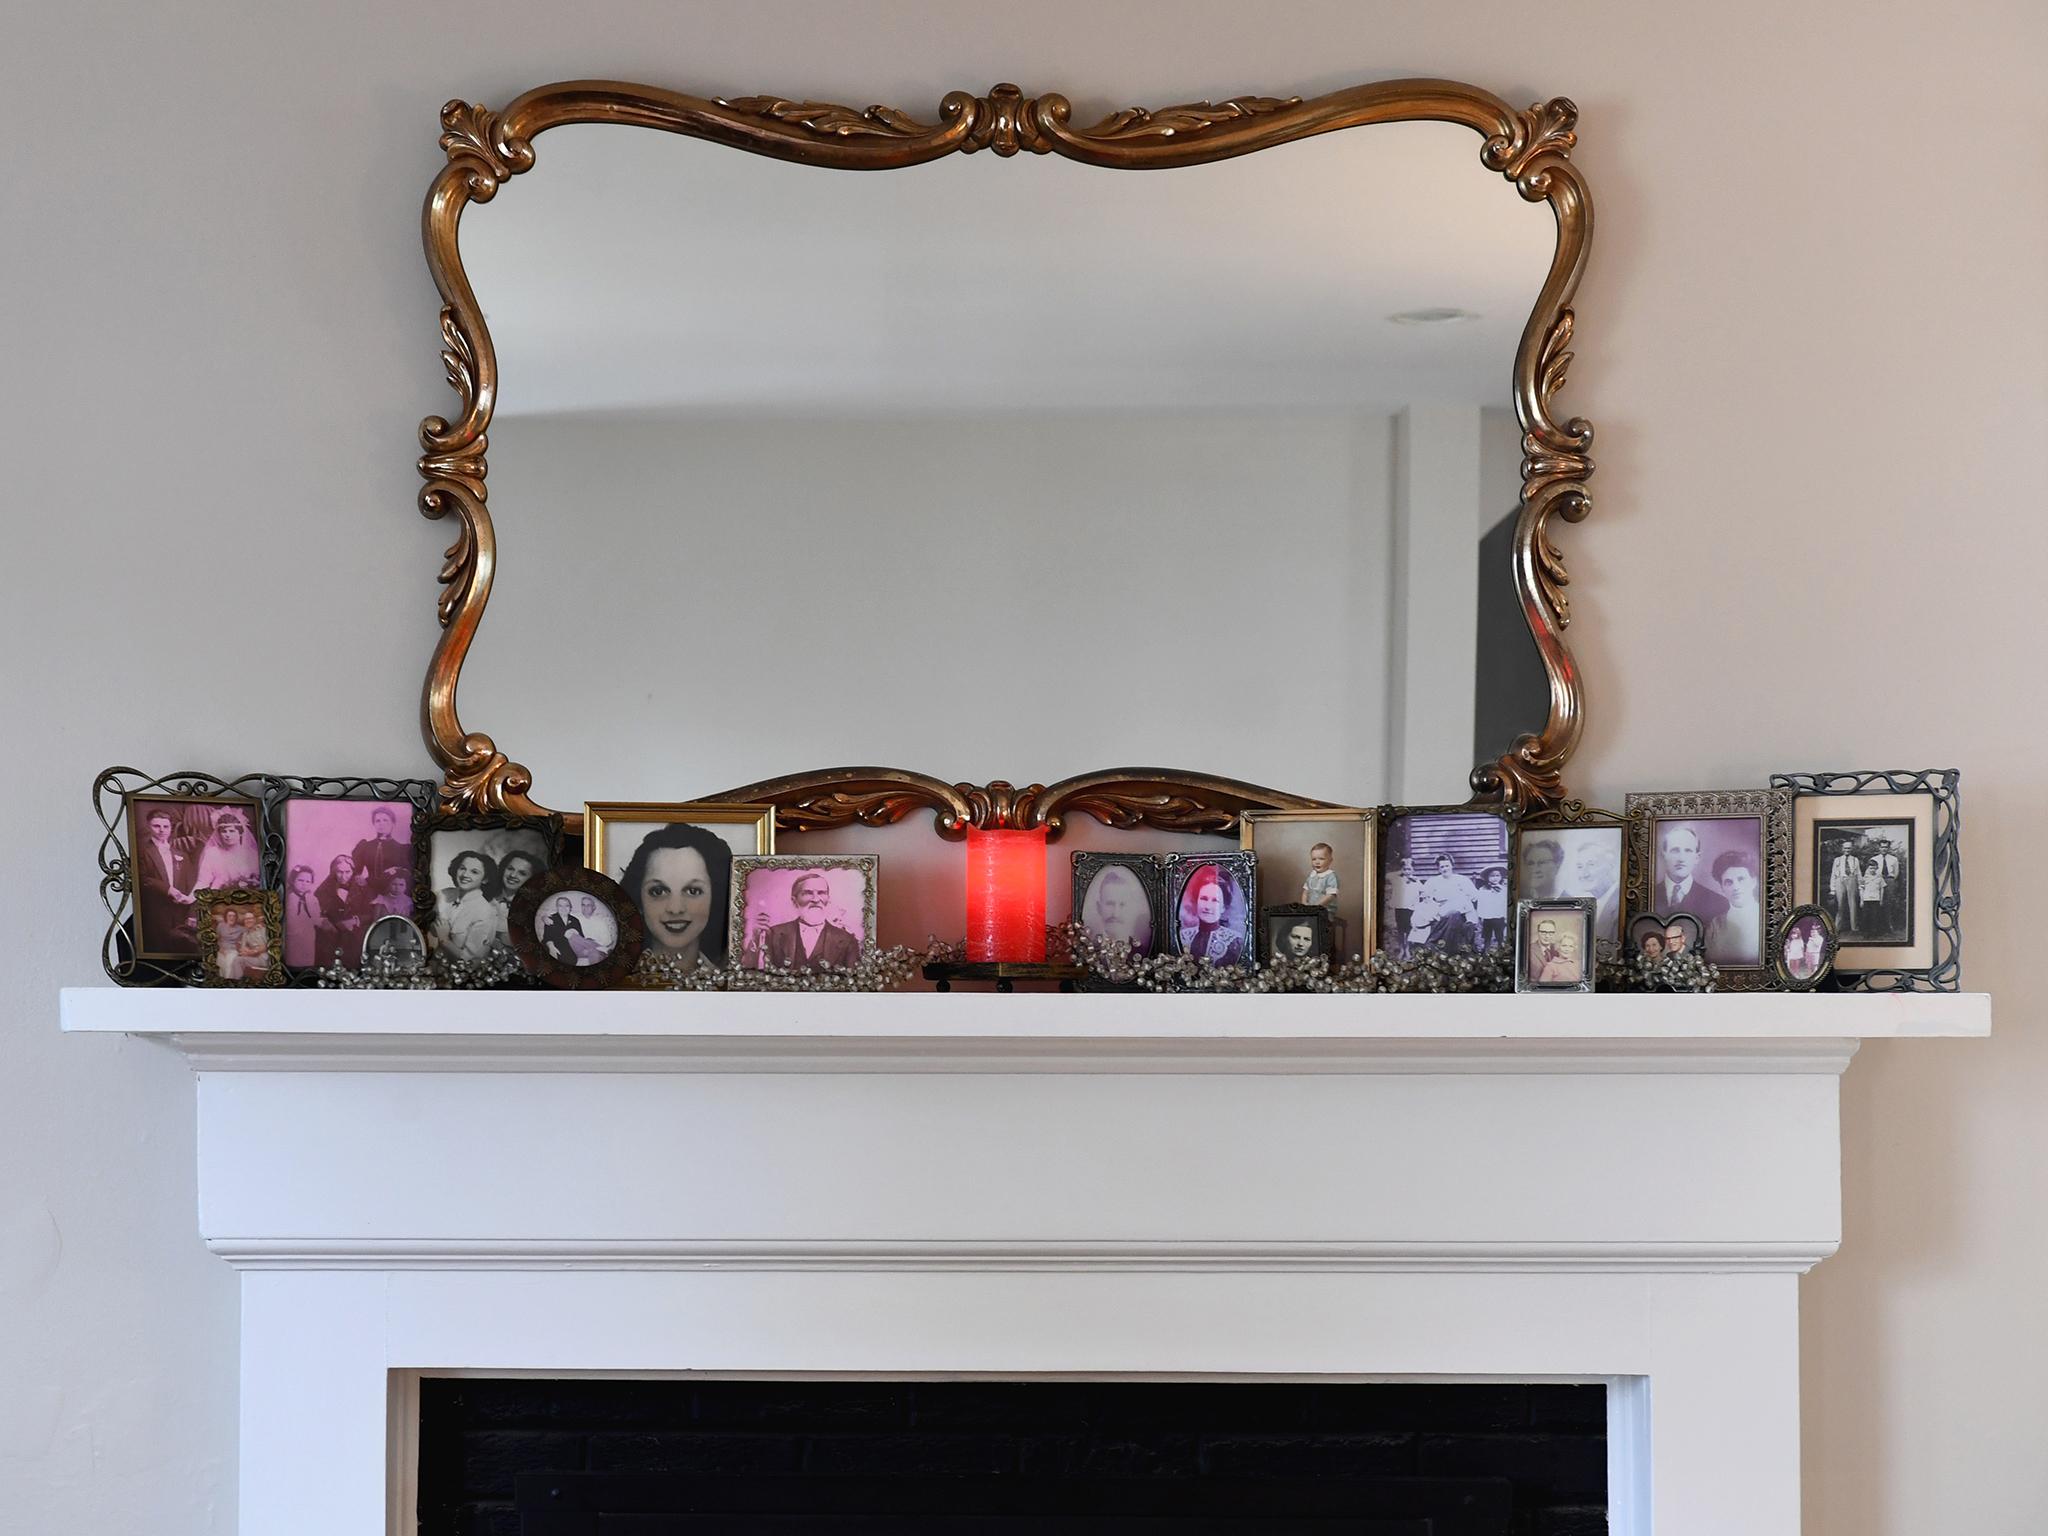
(3, 3, 2044, 1533)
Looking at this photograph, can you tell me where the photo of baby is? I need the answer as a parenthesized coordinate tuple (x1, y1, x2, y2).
(1240, 810, 1375, 964)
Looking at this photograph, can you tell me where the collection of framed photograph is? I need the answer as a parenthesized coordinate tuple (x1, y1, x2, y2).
(94, 766, 1959, 994)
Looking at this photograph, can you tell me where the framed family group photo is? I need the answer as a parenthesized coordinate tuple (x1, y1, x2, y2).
(586, 801, 776, 975)
(1377, 805, 1512, 960)
(1625, 789, 1792, 990)
(1772, 769, 1958, 991)
(273, 780, 437, 970)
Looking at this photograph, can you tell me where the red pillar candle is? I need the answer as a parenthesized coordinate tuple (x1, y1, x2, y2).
(965, 827, 1048, 963)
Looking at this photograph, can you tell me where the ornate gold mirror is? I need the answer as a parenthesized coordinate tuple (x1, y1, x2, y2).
(419, 79, 1592, 837)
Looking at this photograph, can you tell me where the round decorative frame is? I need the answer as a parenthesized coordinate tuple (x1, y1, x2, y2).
(417, 77, 1596, 832)
(506, 867, 646, 989)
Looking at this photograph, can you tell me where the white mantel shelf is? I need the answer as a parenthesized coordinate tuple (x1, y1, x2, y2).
(65, 986, 1988, 1535)
(60, 986, 1989, 1074)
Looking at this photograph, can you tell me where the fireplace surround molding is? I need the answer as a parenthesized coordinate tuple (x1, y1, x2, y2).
(62, 988, 1988, 1536)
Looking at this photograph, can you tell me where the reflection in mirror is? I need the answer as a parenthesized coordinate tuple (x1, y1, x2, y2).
(455, 119, 1554, 812)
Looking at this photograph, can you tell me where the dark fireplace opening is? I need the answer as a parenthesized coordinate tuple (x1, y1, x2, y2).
(417, 1378, 1605, 1535)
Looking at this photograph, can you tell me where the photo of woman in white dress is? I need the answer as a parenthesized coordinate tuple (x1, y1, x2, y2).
(192, 807, 260, 892)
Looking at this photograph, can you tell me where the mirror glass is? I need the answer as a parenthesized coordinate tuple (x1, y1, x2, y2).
(457, 119, 1555, 812)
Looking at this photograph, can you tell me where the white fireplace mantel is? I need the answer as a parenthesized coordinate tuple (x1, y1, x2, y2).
(61, 987, 1989, 1536)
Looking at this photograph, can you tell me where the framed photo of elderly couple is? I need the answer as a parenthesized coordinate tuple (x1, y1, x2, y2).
(1769, 770, 1959, 991)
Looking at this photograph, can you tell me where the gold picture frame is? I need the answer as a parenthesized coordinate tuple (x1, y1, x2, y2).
(1240, 807, 1379, 966)
(196, 887, 285, 988)
(415, 77, 1597, 834)
(584, 801, 777, 876)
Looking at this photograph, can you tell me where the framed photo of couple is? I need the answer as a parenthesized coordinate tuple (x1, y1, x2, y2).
(1512, 804, 1627, 958)
(1770, 770, 1958, 991)
(1625, 789, 1792, 991)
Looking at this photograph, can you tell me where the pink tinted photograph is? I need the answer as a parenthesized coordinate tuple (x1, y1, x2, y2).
(731, 857, 877, 972)
(281, 798, 417, 970)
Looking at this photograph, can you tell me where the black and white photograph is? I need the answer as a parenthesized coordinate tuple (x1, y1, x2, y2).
(1814, 821, 1914, 946)
(534, 890, 621, 967)
(1241, 809, 1376, 963)
(600, 817, 742, 975)
(1776, 905, 1836, 990)
(1163, 852, 1257, 967)
(1513, 816, 1625, 956)
(415, 815, 562, 962)
(279, 797, 418, 970)
(1774, 771, 1956, 991)
(361, 914, 428, 969)
(1377, 808, 1511, 959)
(1262, 903, 1332, 966)
(1515, 898, 1597, 993)
(126, 793, 264, 960)
(1626, 791, 1791, 988)
(1070, 853, 1164, 956)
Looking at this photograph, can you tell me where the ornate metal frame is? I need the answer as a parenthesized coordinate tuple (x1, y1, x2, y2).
(1768, 769, 1959, 992)
(418, 77, 1596, 836)
(1623, 788, 1794, 994)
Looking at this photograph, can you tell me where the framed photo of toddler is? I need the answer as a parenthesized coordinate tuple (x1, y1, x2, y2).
(196, 887, 284, 988)
(1624, 789, 1791, 992)
(1769, 769, 1958, 992)
(1240, 808, 1377, 964)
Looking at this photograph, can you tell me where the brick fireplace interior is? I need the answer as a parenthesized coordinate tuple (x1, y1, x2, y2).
(418, 1378, 1607, 1535)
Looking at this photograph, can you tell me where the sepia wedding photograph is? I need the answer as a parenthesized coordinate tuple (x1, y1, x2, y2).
(126, 793, 265, 960)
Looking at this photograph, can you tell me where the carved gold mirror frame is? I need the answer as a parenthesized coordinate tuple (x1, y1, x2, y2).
(418, 78, 1593, 838)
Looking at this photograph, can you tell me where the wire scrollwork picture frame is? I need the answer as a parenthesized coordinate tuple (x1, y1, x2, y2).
(1769, 769, 1959, 993)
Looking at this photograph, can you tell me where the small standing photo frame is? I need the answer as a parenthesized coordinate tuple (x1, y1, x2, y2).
(196, 887, 284, 988)
(1628, 912, 1704, 966)
(1770, 770, 1958, 992)
(1515, 897, 1597, 993)
(1162, 851, 1258, 968)
(1069, 853, 1167, 958)
(1261, 903, 1333, 968)
(731, 855, 880, 973)
(507, 867, 645, 989)
(1774, 904, 1837, 991)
